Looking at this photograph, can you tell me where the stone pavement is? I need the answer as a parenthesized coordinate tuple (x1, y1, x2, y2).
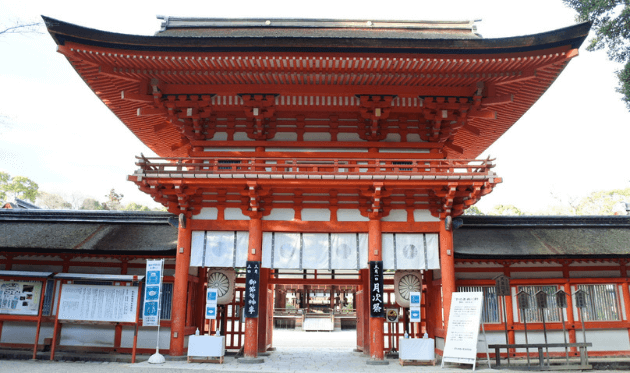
(0, 330, 624, 372)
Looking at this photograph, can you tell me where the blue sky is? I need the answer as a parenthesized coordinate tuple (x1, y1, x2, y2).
(1, 0, 629, 212)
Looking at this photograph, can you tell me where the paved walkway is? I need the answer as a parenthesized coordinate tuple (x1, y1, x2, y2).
(0, 331, 616, 372)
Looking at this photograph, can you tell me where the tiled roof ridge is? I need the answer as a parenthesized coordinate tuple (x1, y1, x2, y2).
(458, 215, 630, 227)
(0, 209, 175, 224)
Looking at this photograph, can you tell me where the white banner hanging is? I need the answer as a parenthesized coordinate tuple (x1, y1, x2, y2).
(205, 231, 235, 268)
(302, 233, 329, 270)
(272, 233, 301, 269)
(143, 259, 163, 327)
(190, 231, 249, 268)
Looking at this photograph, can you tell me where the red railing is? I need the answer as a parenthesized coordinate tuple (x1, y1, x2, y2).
(133, 155, 496, 180)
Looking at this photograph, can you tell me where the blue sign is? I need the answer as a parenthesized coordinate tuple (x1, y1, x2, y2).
(147, 270, 161, 285)
(144, 301, 158, 316)
(409, 308, 421, 323)
(410, 294, 420, 305)
(146, 286, 160, 301)
(206, 305, 217, 319)
(207, 289, 218, 303)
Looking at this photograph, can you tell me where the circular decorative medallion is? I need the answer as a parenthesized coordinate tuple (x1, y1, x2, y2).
(279, 243, 296, 259)
(398, 274, 421, 301)
(336, 243, 351, 259)
(207, 271, 230, 297)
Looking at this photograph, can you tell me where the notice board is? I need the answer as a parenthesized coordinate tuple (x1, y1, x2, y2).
(58, 284, 138, 323)
(0, 280, 42, 316)
(442, 292, 484, 366)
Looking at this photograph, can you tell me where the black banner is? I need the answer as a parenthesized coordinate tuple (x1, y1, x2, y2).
(370, 260, 384, 318)
(244, 261, 260, 318)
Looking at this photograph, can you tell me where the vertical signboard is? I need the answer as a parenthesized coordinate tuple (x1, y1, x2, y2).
(143, 259, 163, 326)
(206, 288, 218, 320)
(244, 261, 260, 318)
(409, 291, 421, 323)
(442, 292, 484, 366)
(370, 261, 384, 318)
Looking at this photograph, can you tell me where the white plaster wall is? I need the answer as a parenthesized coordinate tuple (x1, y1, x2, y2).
(455, 272, 505, 280)
(301, 208, 331, 221)
(510, 271, 564, 279)
(225, 208, 249, 220)
(304, 132, 331, 141)
(477, 331, 509, 353)
(436, 337, 445, 350)
(585, 329, 630, 351)
(513, 331, 569, 352)
(12, 264, 63, 272)
(67, 266, 120, 274)
(337, 133, 363, 142)
(233, 132, 254, 141)
(383, 133, 401, 142)
(407, 133, 423, 142)
(0, 322, 53, 344)
(203, 147, 254, 152)
(270, 132, 297, 141)
(266, 147, 366, 153)
(262, 208, 295, 221)
(382, 209, 407, 222)
(337, 209, 369, 222)
(414, 210, 440, 222)
(192, 207, 218, 220)
(209, 132, 228, 141)
(570, 271, 621, 278)
(121, 326, 170, 349)
(380, 148, 429, 153)
(60, 324, 115, 346)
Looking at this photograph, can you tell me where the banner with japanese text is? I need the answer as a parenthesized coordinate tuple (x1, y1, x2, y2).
(369, 261, 384, 318)
(443, 292, 484, 365)
(244, 261, 260, 318)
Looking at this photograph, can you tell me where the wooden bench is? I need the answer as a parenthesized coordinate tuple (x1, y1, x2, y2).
(488, 342, 592, 370)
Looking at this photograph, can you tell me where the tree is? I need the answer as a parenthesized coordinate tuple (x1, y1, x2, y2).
(123, 202, 150, 211)
(103, 189, 124, 210)
(575, 187, 630, 215)
(488, 204, 524, 216)
(564, 0, 630, 110)
(0, 172, 39, 202)
(0, 21, 41, 37)
(80, 198, 105, 210)
(463, 205, 485, 215)
(37, 192, 72, 210)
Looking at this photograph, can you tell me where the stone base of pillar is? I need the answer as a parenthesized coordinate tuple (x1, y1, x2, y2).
(366, 359, 390, 365)
(238, 357, 265, 364)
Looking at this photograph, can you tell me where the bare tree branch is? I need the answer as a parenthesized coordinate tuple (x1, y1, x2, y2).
(0, 22, 42, 36)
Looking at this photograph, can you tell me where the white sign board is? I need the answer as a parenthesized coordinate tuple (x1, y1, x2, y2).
(206, 288, 218, 320)
(143, 259, 163, 326)
(442, 292, 484, 366)
(58, 284, 138, 323)
(0, 281, 42, 315)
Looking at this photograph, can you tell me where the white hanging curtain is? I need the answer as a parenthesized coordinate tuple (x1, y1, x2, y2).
(302, 233, 329, 270)
(190, 231, 249, 268)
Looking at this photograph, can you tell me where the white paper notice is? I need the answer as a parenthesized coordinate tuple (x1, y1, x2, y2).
(442, 292, 484, 365)
(59, 284, 138, 323)
(0, 281, 42, 316)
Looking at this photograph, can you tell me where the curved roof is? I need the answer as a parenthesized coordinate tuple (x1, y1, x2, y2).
(43, 17, 590, 159)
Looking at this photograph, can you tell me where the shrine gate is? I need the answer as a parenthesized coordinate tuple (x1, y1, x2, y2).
(42, 16, 590, 362)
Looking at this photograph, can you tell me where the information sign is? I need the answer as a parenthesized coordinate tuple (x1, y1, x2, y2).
(206, 288, 218, 320)
(143, 259, 163, 326)
(0, 281, 42, 316)
(409, 308, 421, 322)
(369, 261, 384, 318)
(442, 292, 484, 366)
(244, 261, 260, 318)
(58, 284, 138, 322)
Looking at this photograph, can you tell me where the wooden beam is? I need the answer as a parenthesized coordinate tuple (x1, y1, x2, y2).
(191, 140, 443, 149)
(121, 91, 154, 103)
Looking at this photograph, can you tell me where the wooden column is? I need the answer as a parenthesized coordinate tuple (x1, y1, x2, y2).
(439, 220, 456, 332)
(244, 216, 262, 359)
(368, 217, 384, 360)
(257, 267, 270, 353)
(170, 222, 192, 356)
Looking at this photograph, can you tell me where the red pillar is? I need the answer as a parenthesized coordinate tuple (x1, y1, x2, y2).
(439, 220, 456, 333)
(257, 267, 270, 353)
(244, 216, 262, 359)
(368, 217, 384, 360)
(170, 222, 192, 356)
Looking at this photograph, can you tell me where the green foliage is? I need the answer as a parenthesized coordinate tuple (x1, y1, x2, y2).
(0, 172, 39, 202)
(463, 205, 485, 215)
(564, 0, 630, 110)
(123, 202, 150, 211)
(540, 187, 630, 215)
(488, 204, 524, 216)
